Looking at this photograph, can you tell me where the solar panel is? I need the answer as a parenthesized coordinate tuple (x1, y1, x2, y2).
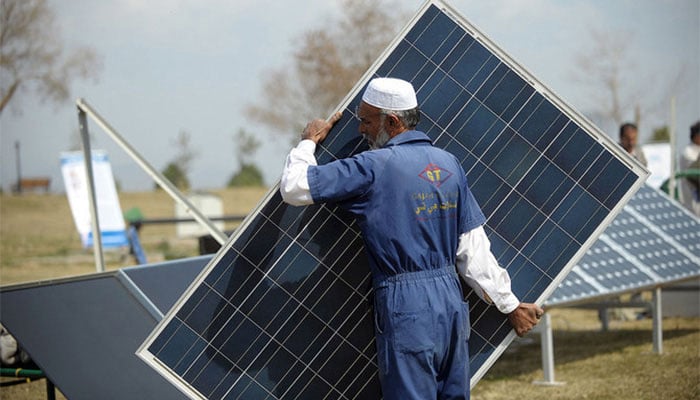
(138, 1, 648, 398)
(0, 256, 210, 400)
(548, 185, 700, 306)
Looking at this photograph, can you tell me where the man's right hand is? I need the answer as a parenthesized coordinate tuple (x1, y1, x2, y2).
(301, 111, 343, 144)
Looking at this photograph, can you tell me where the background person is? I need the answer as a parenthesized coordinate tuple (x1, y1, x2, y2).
(679, 120, 700, 216)
(619, 122, 648, 167)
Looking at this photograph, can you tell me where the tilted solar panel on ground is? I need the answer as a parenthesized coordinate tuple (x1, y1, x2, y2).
(138, 1, 647, 398)
(549, 184, 700, 307)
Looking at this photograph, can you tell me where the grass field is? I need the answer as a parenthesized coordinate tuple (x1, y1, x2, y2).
(1, 190, 698, 399)
(0, 188, 267, 285)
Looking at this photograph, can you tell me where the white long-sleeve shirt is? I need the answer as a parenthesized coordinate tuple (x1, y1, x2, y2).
(280, 140, 520, 314)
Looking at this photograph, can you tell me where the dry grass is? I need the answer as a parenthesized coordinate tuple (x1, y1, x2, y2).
(1, 190, 699, 399)
(473, 309, 700, 400)
(0, 188, 267, 285)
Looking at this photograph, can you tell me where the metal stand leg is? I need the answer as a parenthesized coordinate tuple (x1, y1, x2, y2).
(652, 287, 663, 354)
(46, 378, 56, 400)
(599, 306, 610, 332)
(533, 313, 565, 386)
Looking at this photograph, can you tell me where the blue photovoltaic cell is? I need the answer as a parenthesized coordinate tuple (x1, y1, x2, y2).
(549, 185, 700, 306)
(138, 1, 647, 398)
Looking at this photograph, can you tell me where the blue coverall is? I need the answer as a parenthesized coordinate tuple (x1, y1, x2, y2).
(308, 130, 485, 399)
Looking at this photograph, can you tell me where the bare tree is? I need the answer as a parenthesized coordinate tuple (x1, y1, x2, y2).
(227, 128, 264, 187)
(172, 130, 197, 173)
(0, 0, 101, 115)
(157, 130, 198, 191)
(233, 128, 261, 168)
(246, 0, 406, 140)
(572, 29, 636, 128)
(571, 28, 688, 138)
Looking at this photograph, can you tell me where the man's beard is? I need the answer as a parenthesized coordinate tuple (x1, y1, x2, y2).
(365, 128, 391, 150)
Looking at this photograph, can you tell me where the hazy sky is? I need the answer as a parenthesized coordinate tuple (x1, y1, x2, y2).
(1, 0, 698, 192)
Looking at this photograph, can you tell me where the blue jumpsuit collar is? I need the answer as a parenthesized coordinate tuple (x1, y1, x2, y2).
(384, 130, 432, 147)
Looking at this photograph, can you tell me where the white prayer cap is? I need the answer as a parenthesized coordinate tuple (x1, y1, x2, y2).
(361, 78, 418, 111)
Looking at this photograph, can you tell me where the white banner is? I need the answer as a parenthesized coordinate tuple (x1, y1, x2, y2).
(642, 143, 671, 189)
(60, 150, 128, 248)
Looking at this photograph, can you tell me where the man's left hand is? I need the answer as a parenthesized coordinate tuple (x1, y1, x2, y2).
(507, 303, 544, 337)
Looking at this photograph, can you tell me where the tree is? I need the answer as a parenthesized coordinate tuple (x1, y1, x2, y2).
(650, 126, 670, 143)
(227, 164, 264, 187)
(246, 0, 405, 141)
(172, 130, 197, 172)
(156, 130, 197, 191)
(0, 0, 101, 114)
(161, 162, 189, 191)
(227, 129, 264, 187)
(571, 28, 687, 138)
(571, 29, 636, 129)
(234, 129, 260, 166)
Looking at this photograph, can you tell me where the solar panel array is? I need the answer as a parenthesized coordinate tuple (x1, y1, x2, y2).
(549, 184, 700, 306)
(138, 1, 647, 398)
(0, 257, 211, 400)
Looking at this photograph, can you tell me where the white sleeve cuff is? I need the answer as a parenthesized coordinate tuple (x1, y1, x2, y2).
(295, 139, 317, 154)
(280, 140, 317, 206)
(455, 226, 520, 314)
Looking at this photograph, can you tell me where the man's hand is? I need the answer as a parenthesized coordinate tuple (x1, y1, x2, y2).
(301, 111, 343, 145)
(507, 303, 544, 337)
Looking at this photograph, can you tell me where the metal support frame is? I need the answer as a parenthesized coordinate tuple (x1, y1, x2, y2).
(652, 287, 663, 354)
(668, 97, 677, 203)
(78, 109, 105, 273)
(74, 99, 228, 269)
(532, 313, 565, 386)
(599, 306, 610, 331)
(535, 293, 665, 385)
(594, 299, 651, 332)
(14, 141, 21, 194)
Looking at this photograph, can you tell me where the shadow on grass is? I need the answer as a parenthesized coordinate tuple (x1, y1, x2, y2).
(485, 325, 699, 379)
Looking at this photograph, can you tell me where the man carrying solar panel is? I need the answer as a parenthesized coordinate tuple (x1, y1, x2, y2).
(280, 77, 543, 399)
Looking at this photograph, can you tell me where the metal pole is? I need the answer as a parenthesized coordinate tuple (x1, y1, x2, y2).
(599, 306, 610, 332)
(78, 108, 106, 273)
(75, 98, 228, 245)
(46, 379, 56, 400)
(533, 313, 565, 386)
(669, 97, 677, 201)
(14, 141, 21, 193)
(652, 287, 663, 354)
